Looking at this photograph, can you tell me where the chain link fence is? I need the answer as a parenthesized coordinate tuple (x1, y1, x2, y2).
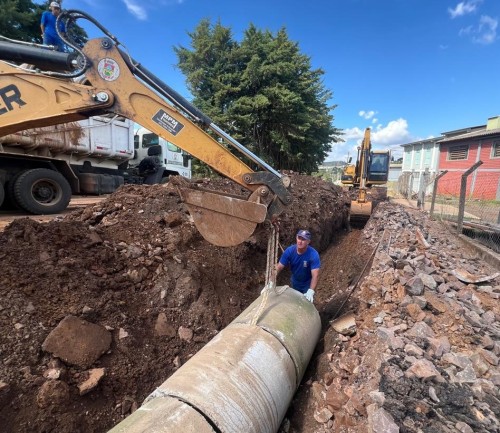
(398, 164, 500, 253)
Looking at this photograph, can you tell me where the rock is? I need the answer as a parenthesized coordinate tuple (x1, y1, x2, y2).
(426, 336, 450, 358)
(478, 348, 499, 366)
(481, 335, 494, 350)
(42, 316, 112, 369)
(155, 313, 176, 337)
(36, 380, 70, 408)
(314, 407, 333, 424)
(428, 386, 440, 403)
(404, 343, 424, 357)
(368, 407, 399, 433)
(77, 368, 106, 395)
(424, 292, 448, 314)
(331, 313, 357, 336)
(454, 364, 477, 383)
(418, 273, 437, 290)
(405, 276, 424, 296)
(325, 387, 348, 411)
(368, 391, 385, 407)
(405, 358, 443, 382)
(455, 421, 474, 433)
(178, 326, 193, 342)
(442, 352, 471, 370)
(406, 303, 426, 321)
(406, 321, 435, 339)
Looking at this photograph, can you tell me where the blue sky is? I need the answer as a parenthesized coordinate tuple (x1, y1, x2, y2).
(60, 0, 499, 162)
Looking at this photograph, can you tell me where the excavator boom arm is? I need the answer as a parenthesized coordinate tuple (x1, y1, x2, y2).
(0, 37, 291, 246)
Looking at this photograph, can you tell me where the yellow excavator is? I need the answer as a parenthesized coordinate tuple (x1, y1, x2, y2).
(0, 10, 291, 247)
(348, 128, 390, 224)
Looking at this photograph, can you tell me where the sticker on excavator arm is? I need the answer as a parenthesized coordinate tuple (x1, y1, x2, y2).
(152, 109, 184, 136)
(178, 188, 267, 247)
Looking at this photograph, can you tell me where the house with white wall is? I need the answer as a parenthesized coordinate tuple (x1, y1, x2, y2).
(401, 137, 440, 194)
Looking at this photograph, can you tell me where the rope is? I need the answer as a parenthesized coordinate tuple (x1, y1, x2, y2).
(250, 222, 287, 325)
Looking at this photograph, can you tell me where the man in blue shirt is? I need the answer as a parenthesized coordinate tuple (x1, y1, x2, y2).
(40, 2, 66, 52)
(276, 229, 320, 303)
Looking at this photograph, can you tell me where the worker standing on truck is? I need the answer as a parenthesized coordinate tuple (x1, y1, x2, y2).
(276, 229, 320, 303)
(40, 2, 66, 52)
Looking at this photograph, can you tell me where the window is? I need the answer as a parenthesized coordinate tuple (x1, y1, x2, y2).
(448, 145, 468, 161)
(492, 141, 500, 158)
(142, 133, 159, 148)
(167, 142, 181, 153)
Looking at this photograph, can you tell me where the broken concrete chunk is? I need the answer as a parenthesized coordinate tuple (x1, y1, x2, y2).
(452, 269, 500, 284)
(331, 313, 357, 336)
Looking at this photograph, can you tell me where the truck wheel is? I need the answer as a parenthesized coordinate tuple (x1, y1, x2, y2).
(0, 181, 4, 208)
(4, 170, 29, 210)
(14, 168, 72, 214)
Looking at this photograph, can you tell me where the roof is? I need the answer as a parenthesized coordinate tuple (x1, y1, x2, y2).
(437, 126, 500, 143)
(400, 137, 440, 148)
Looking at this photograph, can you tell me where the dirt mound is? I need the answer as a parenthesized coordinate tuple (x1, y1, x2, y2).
(0, 174, 349, 433)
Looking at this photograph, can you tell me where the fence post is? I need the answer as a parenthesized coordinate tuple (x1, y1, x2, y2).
(457, 161, 483, 234)
(430, 170, 448, 217)
(407, 170, 414, 199)
(417, 168, 430, 210)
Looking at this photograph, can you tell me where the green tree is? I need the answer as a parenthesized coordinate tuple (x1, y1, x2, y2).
(175, 21, 341, 173)
(0, 1, 87, 47)
(0, 0, 44, 42)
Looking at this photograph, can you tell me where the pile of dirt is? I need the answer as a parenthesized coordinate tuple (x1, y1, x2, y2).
(0, 174, 349, 433)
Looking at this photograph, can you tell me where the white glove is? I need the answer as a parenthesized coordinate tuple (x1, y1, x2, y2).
(304, 289, 315, 303)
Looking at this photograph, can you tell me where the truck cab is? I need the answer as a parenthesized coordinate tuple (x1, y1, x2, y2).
(131, 127, 192, 179)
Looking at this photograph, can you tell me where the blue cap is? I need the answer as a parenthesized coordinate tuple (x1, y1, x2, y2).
(296, 230, 311, 240)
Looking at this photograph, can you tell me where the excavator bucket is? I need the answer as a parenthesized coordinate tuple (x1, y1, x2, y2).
(178, 188, 267, 247)
(349, 199, 372, 226)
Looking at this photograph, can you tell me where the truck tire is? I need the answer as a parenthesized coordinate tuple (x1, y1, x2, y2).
(3, 170, 29, 210)
(13, 168, 72, 214)
(0, 181, 4, 208)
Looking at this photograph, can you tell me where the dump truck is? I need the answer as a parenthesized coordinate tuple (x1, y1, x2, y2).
(0, 116, 192, 213)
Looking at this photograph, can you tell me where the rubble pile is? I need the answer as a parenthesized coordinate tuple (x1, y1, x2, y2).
(310, 203, 500, 433)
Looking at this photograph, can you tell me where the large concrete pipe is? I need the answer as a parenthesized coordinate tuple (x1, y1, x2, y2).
(108, 287, 321, 433)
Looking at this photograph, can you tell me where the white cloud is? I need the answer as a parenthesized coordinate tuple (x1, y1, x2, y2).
(359, 110, 376, 120)
(474, 15, 498, 44)
(326, 118, 411, 162)
(448, 0, 482, 19)
(459, 15, 498, 44)
(122, 0, 148, 20)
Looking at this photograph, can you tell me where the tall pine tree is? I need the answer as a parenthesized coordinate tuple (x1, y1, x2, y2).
(175, 21, 341, 173)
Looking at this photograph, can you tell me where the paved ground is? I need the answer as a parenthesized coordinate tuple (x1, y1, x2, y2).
(0, 196, 108, 231)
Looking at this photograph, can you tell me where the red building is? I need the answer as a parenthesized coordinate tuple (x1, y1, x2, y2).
(437, 116, 500, 200)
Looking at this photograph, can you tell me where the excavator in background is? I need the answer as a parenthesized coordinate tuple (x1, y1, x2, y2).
(348, 128, 390, 224)
(0, 9, 291, 247)
(340, 130, 390, 188)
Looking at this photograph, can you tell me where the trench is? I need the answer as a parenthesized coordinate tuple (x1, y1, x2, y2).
(282, 227, 374, 433)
